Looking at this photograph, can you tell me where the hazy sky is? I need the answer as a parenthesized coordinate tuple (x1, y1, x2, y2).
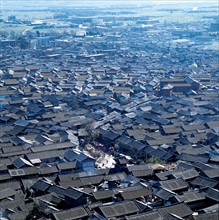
(1, 0, 218, 11)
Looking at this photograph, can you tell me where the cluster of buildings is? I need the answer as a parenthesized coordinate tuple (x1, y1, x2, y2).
(0, 5, 219, 220)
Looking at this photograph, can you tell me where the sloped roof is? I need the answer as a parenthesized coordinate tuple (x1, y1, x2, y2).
(102, 130, 120, 140)
(119, 184, 152, 200)
(202, 168, 219, 179)
(193, 162, 212, 171)
(160, 178, 188, 191)
(99, 201, 139, 218)
(52, 206, 89, 220)
(64, 149, 79, 162)
(205, 188, 219, 202)
(57, 161, 77, 171)
(177, 153, 209, 163)
(47, 185, 66, 199)
(26, 149, 66, 161)
(131, 169, 153, 177)
(0, 188, 17, 200)
(125, 211, 163, 220)
(39, 165, 59, 176)
(76, 152, 94, 163)
(93, 189, 114, 200)
(12, 157, 33, 169)
(80, 175, 104, 186)
(172, 168, 199, 180)
(158, 202, 193, 219)
(117, 135, 133, 145)
(0, 181, 21, 191)
(31, 141, 75, 153)
(193, 212, 219, 220)
(65, 187, 88, 200)
(175, 190, 205, 203)
(154, 187, 176, 200)
(14, 119, 30, 127)
(190, 175, 218, 188)
(31, 179, 51, 192)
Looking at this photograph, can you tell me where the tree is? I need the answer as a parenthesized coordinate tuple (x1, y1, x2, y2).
(16, 36, 29, 49)
(145, 156, 164, 164)
(72, 101, 79, 110)
(85, 123, 99, 143)
(10, 30, 16, 39)
(36, 30, 40, 37)
(26, 203, 45, 220)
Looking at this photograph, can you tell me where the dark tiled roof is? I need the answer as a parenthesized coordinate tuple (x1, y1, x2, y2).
(99, 201, 139, 218)
(31, 141, 75, 153)
(202, 168, 219, 179)
(26, 149, 66, 161)
(193, 162, 212, 171)
(57, 161, 77, 171)
(193, 212, 219, 220)
(158, 202, 193, 219)
(31, 179, 51, 192)
(125, 211, 163, 220)
(204, 188, 219, 202)
(65, 187, 88, 200)
(176, 161, 194, 170)
(175, 191, 205, 203)
(119, 184, 152, 200)
(177, 153, 209, 163)
(156, 170, 172, 181)
(80, 175, 104, 186)
(128, 140, 146, 151)
(0, 181, 21, 191)
(0, 188, 17, 200)
(102, 130, 120, 140)
(76, 152, 94, 162)
(131, 169, 153, 177)
(39, 166, 59, 176)
(146, 138, 175, 146)
(93, 189, 114, 200)
(52, 206, 89, 220)
(47, 185, 66, 198)
(172, 168, 199, 180)
(201, 204, 219, 214)
(160, 178, 188, 191)
(8, 211, 29, 220)
(154, 187, 175, 200)
(117, 135, 133, 145)
(59, 179, 83, 188)
(190, 176, 218, 188)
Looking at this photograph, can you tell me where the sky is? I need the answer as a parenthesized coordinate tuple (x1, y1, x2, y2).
(1, 0, 218, 11)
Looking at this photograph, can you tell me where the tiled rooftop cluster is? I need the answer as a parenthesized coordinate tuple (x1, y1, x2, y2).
(0, 5, 219, 220)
